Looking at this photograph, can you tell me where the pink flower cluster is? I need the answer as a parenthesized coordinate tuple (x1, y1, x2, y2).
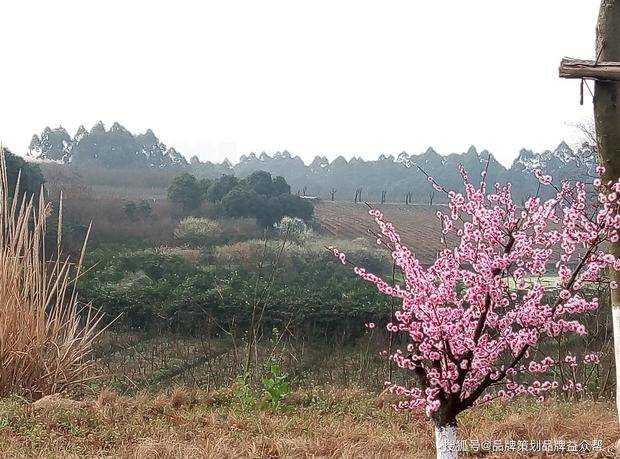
(333, 166, 620, 418)
(583, 353, 600, 365)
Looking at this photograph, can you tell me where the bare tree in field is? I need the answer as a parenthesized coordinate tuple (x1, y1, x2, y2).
(405, 191, 412, 205)
(560, 0, 620, 421)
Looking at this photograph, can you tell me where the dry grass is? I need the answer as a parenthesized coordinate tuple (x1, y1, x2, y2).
(0, 388, 616, 458)
(0, 149, 103, 398)
(49, 183, 178, 244)
(40, 162, 176, 197)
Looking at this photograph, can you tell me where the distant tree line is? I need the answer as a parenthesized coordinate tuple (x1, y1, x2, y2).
(29, 122, 187, 169)
(168, 170, 313, 227)
(28, 122, 597, 202)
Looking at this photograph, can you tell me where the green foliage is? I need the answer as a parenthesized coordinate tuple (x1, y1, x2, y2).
(168, 173, 203, 212)
(172, 170, 315, 227)
(2, 148, 44, 198)
(80, 239, 391, 336)
(220, 188, 258, 219)
(214, 172, 314, 227)
(199, 177, 213, 196)
(272, 176, 290, 196)
(242, 170, 279, 197)
(232, 374, 256, 411)
(261, 357, 289, 411)
(205, 175, 238, 202)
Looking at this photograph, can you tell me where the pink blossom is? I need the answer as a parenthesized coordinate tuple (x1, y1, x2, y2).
(583, 353, 600, 365)
(332, 166, 620, 420)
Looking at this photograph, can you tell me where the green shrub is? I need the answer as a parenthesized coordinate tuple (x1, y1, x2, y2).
(275, 216, 310, 243)
(80, 239, 394, 337)
(261, 357, 290, 411)
(174, 217, 223, 246)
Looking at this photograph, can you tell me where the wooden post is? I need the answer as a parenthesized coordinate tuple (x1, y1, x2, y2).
(594, 0, 620, 426)
(561, 0, 620, 426)
(559, 58, 620, 80)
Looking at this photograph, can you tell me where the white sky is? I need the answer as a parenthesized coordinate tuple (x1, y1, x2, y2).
(0, 0, 601, 167)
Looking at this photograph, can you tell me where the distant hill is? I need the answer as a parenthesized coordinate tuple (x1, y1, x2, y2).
(28, 122, 597, 203)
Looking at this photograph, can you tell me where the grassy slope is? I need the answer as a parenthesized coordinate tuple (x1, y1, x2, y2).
(0, 389, 617, 458)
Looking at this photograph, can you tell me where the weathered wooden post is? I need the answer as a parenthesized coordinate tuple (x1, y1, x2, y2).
(559, 0, 620, 422)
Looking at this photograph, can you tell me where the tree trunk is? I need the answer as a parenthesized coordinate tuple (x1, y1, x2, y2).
(594, 0, 620, 422)
(433, 407, 459, 459)
(434, 424, 458, 459)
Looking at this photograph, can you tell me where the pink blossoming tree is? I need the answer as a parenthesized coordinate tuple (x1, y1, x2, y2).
(332, 166, 620, 458)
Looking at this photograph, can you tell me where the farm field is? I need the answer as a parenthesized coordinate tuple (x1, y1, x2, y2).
(315, 201, 449, 265)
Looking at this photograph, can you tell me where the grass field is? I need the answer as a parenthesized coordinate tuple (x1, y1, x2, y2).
(0, 389, 616, 458)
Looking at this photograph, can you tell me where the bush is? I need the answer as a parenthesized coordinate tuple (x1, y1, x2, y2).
(174, 217, 224, 246)
(213, 240, 266, 268)
(275, 216, 310, 243)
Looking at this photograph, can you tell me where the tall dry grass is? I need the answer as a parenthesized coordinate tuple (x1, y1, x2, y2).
(0, 150, 103, 398)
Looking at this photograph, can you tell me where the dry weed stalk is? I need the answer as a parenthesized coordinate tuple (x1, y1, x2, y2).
(0, 149, 103, 398)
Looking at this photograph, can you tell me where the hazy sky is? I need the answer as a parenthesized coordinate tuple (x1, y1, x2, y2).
(0, 1, 601, 166)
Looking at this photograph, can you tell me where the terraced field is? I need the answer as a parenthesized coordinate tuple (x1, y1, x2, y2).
(314, 201, 449, 266)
